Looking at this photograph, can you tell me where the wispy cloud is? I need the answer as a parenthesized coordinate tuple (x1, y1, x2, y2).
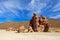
(0, 0, 60, 22)
(53, 2, 60, 12)
(50, 15, 60, 19)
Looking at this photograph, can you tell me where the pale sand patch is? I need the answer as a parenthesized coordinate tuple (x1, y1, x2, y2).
(0, 30, 60, 40)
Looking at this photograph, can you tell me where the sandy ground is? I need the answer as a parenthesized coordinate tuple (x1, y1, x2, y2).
(0, 30, 60, 40)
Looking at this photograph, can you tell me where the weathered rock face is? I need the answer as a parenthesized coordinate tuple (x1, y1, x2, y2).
(29, 13, 39, 32)
(39, 15, 49, 32)
(29, 14, 50, 32)
(43, 23, 49, 32)
(39, 15, 47, 25)
(28, 26, 34, 32)
(38, 25, 44, 32)
(17, 26, 25, 33)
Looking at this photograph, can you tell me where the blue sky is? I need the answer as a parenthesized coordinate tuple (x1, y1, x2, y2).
(0, 0, 60, 23)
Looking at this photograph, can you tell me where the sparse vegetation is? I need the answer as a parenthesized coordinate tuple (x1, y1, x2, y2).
(0, 19, 60, 31)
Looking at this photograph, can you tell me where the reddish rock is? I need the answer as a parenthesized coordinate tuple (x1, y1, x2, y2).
(29, 13, 39, 32)
(43, 23, 49, 32)
(39, 15, 49, 32)
(17, 26, 25, 33)
(29, 14, 50, 32)
(28, 26, 34, 32)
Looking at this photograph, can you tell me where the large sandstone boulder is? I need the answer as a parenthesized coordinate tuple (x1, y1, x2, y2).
(17, 26, 25, 33)
(28, 26, 34, 32)
(43, 23, 49, 32)
(38, 25, 44, 32)
(39, 15, 50, 32)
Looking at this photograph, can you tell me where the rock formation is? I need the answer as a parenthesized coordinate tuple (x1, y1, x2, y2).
(28, 26, 34, 32)
(17, 26, 25, 33)
(29, 13, 39, 32)
(39, 15, 49, 32)
(38, 25, 44, 32)
(43, 23, 49, 32)
(29, 14, 50, 32)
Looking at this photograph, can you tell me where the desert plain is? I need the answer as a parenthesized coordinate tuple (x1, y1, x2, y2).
(0, 29, 60, 40)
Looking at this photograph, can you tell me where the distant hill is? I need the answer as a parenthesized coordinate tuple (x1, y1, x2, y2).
(0, 19, 60, 29)
(0, 22, 29, 29)
(48, 18, 60, 28)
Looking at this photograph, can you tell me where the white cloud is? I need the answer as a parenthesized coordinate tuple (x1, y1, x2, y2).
(30, 0, 35, 4)
(0, 0, 48, 17)
(53, 2, 60, 12)
(0, 0, 60, 22)
(0, 10, 3, 13)
(26, 0, 47, 15)
(2, 1, 21, 17)
(50, 15, 60, 19)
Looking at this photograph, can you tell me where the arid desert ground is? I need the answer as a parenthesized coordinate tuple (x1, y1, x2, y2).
(0, 19, 60, 40)
(0, 30, 60, 40)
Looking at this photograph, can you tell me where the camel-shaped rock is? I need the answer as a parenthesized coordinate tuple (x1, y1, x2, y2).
(17, 26, 25, 33)
(39, 15, 49, 32)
